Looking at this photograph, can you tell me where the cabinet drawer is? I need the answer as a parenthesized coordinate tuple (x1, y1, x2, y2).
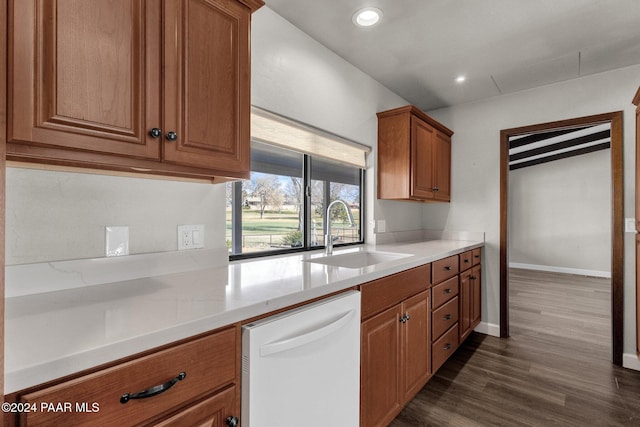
(432, 255, 459, 284)
(20, 328, 237, 426)
(472, 248, 482, 266)
(432, 296, 459, 340)
(361, 264, 431, 320)
(431, 276, 458, 309)
(459, 250, 473, 271)
(154, 386, 236, 427)
(432, 324, 459, 372)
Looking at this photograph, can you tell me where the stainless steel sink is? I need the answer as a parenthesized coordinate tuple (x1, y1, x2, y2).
(304, 251, 412, 269)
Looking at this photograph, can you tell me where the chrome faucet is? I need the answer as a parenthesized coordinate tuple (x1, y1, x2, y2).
(325, 200, 356, 256)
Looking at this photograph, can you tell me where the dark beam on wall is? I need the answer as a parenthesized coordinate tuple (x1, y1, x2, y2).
(509, 142, 610, 170)
(509, 125, 594, 149)
(509, 129, 611, 162)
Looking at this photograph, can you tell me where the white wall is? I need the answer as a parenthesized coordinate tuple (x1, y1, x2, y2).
(251, 7, 420, 242)
(426, 64, 639, 356)
(509, 149, 611, 276)
(5, 168, 227, 264)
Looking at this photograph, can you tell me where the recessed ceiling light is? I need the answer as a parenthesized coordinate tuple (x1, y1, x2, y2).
(352, 7, 383, 27)
(455, 75, 466, 83)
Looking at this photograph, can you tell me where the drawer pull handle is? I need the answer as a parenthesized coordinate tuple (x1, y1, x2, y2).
(444, 343, 452, 350)
(464, 259, 470, 263)
(444, 314, 452, 321)
(444, 288, 452, 294)
(226, 416, 239, 427)
(444, 266, 452, 271)
(470, 275, 477, 280)
(474, 255, 480, 258)
(120, 371, 186, 404)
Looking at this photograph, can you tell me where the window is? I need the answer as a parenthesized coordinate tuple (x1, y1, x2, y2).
(226, 143, 364, 257)
(226, 108, 368, 259)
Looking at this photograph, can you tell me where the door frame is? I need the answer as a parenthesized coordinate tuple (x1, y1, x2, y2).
(500, 111, 624, 366)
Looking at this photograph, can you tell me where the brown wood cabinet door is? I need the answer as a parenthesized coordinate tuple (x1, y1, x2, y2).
(410, 117, 436, 199)
(361, 305, 402, 427)
(9, 0, 161, 159)
(459, 270, 472, 341)
(401, 290, 431, 403)
(153, 386, 237, 427)
(471, 266, 481, 327)
(163, 0, 250, 174)
(434, 130, 451, 201)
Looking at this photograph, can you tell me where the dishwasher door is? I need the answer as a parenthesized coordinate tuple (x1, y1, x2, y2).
(241, 290, 361, 427)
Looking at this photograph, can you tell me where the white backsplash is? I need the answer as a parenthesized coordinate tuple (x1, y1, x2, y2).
(5, 248, 228, 298)
(374, 229, 485, 245)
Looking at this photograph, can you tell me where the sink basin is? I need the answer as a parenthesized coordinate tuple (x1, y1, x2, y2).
(304, 251, 412, 269)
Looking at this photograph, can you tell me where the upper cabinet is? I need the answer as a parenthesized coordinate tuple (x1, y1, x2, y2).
(7, 0, 263, 181)
(377, 106, 453, 202)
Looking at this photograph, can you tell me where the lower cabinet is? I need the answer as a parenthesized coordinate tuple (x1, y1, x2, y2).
(360, 266, 431, 427)
(16, 327, 240, 426)
(460, 265, 481, 342)
(154, 386, 237, 427)
(361, 304, 403, 427)
(401, 291, 432, 403)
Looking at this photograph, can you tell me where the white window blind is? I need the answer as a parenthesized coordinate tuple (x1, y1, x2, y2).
(251, 106, 370, 169)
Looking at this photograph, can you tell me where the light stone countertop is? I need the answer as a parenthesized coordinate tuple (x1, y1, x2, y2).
(4, 239, 483, 394)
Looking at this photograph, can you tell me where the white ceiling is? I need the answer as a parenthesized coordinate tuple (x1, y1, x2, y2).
(264, 0, 640, 111)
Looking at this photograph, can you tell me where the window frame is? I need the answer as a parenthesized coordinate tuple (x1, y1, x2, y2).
(228, 151, 365, 261)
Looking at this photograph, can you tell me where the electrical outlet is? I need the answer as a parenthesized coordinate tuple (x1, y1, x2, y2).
(106, 226, 129, 257)
(377, 219, 386, 233)
(178, 225, 205, 250)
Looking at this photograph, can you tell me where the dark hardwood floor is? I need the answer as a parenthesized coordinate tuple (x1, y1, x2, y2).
(391, 269, 640, 426)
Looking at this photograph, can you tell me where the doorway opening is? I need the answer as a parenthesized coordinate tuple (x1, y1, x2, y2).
(500, 112, 624, 365)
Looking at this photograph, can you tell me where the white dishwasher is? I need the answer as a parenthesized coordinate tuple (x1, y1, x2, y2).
(241, 290, 361, 427)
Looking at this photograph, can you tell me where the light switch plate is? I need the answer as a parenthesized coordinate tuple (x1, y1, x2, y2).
(106, 226, 129, 257)
(377, 220, 386, 233)
(178, 224, 205, 250)
(625, 218, 636, 233)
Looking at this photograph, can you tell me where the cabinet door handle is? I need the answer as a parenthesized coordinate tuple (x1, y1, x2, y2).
(400, 315, 407, 323)
(226, 416, 239, 427)
(444, 288, 452, 294)
(474, 255, 480, 258)
(444, 266, 452, 271)
(166, 131, 178, 141)
(470, 275, 477, 280)
(149, 128, 162, 138)
(120, 372, 186, 403)
(444, 343, 452, 350)
(443, 314, 452, 321)
(405, 313, 411, 321)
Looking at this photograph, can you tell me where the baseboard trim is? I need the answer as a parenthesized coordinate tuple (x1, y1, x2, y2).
(623, 353, 640, 371)
(509, 262, 611, 278)
(474, 321, 500, 337)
